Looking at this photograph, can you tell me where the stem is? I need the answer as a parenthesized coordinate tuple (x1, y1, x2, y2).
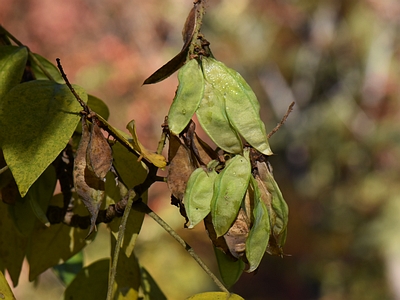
(0, 165, 9, 175)
(188, 0, 206, 56)
(29, 52, 56, 81)
(106, 189, 137, 300)
(0, 25, 56, 81)
(132, 201, 230, 294)
(268, 101, 295, 139)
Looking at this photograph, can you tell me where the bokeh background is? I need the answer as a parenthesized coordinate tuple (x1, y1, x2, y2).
(2, 0, 400, 299)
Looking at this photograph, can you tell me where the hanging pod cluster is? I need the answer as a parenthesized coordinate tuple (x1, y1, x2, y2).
(168, 56, 273, 156)
(184, 149, 288, 273)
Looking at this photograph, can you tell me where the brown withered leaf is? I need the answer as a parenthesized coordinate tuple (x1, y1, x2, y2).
(143, 2, 200, 84)
(223, 208, 250, 259)
(74, 116, 105, 236)
(203, 214, 236, 260)
(87, 121, 113, 181)
(167, 134, 195, 200)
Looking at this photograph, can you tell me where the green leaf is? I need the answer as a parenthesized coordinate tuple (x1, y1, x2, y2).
(140, 266, 167, 300)
(196, 66, 242, 154)
(0, 270, 16, 300)
(0, 201, 28, 287)
(202, 57, 272, 155)
(245, 177, 270, 272)
(26, 193, 93, 281)
(213, 247, 244, 288)
(88, 94, 110, 120)
(64, 259, 109, 300)
(184, 162, 218, 228)
(211, 151, 251, 237)
(8, 165, 57, 236)
(168, 59, 204, 135)
(0, 80, 87, 197)
(187, 292, 244, 300)
(53, 251, 84, 286)
(111, 141, 148, 188)
(30, 53, 63, 82)
(0, 45, 28, 101)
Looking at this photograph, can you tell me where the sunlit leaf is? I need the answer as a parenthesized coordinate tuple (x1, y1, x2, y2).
(211, 151, 251, 237)
(0, 80, 87, 197)
(0, 45, 28, 100)
(168, 59, 204, 135)
(186, 292, 244, 300)
(213, 247, 244, 289)
(64, 259, 109, 300)
(126, 120, 167, 168)
(0, 270, 16, 300)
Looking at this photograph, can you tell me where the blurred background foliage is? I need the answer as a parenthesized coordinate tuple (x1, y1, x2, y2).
(2, 0, 400, 299)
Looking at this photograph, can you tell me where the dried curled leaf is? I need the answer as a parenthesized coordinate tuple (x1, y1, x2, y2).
(211, 150, 251, 237)
(168, 59, 204, 135)
(126, 120, 167, 168)
(223, 208, 250, 259)
(143, 2, 200, 84)
(87, 121, 112, 181)
(167, 134, 195, 201)
(74, 116, 105, 236)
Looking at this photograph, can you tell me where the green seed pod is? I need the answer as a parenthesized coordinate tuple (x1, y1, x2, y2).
(245, 176, 271, 272)
(257, 161, 288, 244)
(168, 59, 204, 135)
(184, 160, 218, 228)
(211, 150, 251, 237)
(196, 76, 242, 154)
(202, 57, 272, 156)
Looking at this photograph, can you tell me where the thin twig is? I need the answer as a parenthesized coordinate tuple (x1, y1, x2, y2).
(56, 58, 88, 113)
(268, 101, 295, 139)
(0, 165, 9, 175)
(132, 201, 230, 294)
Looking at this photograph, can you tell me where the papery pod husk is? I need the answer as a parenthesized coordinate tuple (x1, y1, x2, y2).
(168, 59, 204, 135)
(223, 208, 250, 260)
(184, 160, 218, 228)
(201, 57, 272, 156)
(196, 62, 242, 154)
(86, 121, 113, 181)
(167, 134, 195, 200)
(256, 161, 288, 247)
(74, 116, 105, 236)
(245, 176, 271, 272)
(211, 150, 251, 237)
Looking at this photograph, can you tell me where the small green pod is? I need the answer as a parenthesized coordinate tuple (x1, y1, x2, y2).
(202, 57, 272, 156)
(196, 78, 242, 154)
(211, 150, 251, 237)
(184, 161, 218, 228)
(168, 59, 204, 135)
(257, 161, 288, 242)
(245, 176, 271, 272)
